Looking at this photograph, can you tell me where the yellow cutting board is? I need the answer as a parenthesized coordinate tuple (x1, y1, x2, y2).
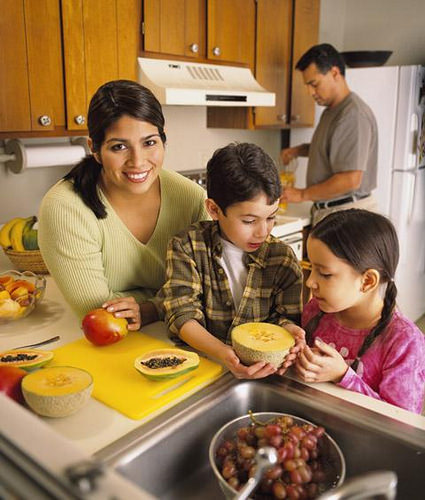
(51, 332, 223, 420)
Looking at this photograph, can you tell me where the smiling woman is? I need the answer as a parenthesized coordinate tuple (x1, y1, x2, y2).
(38, 80, 209, 328)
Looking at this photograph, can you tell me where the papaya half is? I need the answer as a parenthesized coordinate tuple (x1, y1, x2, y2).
(134, 348, 200, 381)
(0, 349, 53, 371)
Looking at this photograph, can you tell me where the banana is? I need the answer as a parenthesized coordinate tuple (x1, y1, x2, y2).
(10, 216, 36, 252)
(22, 217, 39, 250)
(0, 217, 25, 249)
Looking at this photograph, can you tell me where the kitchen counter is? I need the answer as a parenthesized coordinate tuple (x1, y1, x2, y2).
(284, 201, 313, 227)
(1, 249, 425, 461)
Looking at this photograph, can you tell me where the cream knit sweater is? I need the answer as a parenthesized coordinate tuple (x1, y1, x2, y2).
(38, 169, 208, 319)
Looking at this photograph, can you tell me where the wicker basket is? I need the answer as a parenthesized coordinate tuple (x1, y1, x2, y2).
(3, 248, 49, 274)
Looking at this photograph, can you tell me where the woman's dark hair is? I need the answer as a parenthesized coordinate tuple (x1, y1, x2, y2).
(64, 80, 166, 218)
(311, 209, 399, 370)
(296, 43, 346, 77)
(206, 142, 281, 214)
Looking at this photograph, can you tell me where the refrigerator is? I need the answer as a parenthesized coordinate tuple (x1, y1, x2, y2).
(345, 66, 425, 322)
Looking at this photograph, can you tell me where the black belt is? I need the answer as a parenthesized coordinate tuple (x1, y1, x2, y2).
(314, 193, 370, 210)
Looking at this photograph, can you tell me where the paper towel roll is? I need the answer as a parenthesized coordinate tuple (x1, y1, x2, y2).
(4, 139, 89, 173)
(24, 144, 87, 168)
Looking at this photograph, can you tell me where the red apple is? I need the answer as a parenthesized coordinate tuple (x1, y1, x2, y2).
(82, 308, 128, 346)
(0, 365, 26, 403)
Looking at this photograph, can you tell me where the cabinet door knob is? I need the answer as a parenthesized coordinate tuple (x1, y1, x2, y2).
(38, 115, 52, 127)
(277, 114, 287, 122)
(74, 115, 86, 126)
(212, 46, 221, 57)
(190, 43, 199, 53)
(291, 114, 301, 123)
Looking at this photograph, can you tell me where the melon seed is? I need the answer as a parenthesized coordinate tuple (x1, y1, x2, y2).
(141, 356, 185, 369)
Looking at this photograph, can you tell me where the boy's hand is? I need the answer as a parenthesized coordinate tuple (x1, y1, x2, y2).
(102, 296, 141, 331)
(295, 339, 348, 383)
(276, 323, 306, 376)
(220, 345, 277, 379)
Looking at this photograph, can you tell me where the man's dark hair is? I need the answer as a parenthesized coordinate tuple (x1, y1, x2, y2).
(206, 142, 281, 214)
(296, 43, 346, 77)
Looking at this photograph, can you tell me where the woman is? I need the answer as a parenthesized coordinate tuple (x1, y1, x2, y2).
(38, 80, 208, 329)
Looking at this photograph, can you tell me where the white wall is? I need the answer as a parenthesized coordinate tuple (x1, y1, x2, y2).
(162, 106, 280, 172)
(343, 0, 425, 65)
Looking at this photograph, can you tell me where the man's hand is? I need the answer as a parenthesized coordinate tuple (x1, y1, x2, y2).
(280, 146, 299, 165)
(295, 339, 348, 383)
(280, 186, 305, 204)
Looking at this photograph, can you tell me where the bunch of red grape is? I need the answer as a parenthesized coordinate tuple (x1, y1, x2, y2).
(215, 414, 333, 499)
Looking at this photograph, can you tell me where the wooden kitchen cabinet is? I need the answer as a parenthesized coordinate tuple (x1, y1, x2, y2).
(290, 0, 320, 127)
(62, 0, 141, 131)
(142, 0, 255, 69)
(0, 0, 64, 133)
(207, 0, 320, 129)
(207, 0, 255, 69)
(143, 0, 206, 59)
(0, 0, 141, 137)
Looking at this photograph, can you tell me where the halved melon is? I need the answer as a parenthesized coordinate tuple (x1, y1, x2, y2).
(0, 349, 53, 371)
(134, 348, 200, 380)
(22, 366, 93, 417)
(232, 322, 295, 369)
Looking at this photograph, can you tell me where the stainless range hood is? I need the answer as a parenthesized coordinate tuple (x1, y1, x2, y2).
(138, 57, 275, 107)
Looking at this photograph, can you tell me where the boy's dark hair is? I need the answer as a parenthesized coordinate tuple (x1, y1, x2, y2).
(311, 209, 399, 370)
(64, 80, 166, 218)
(206, 142, 281, 214)
(296, 43, 346, 77)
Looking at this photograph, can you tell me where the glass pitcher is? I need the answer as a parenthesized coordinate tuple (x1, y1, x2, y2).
(278, 158, 298, 212)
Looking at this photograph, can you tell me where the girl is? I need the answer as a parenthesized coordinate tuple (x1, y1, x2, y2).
(295, 209, 425, 414)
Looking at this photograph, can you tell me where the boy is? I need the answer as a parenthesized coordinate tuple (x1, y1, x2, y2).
(161, 143, 304, 379)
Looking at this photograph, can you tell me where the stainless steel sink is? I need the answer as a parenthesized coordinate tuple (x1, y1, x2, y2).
(95, 374, 425, 499)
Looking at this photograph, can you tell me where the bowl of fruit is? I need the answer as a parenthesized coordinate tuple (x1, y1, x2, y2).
(209, 412, 345, 499)
(0, 270, 46, 323)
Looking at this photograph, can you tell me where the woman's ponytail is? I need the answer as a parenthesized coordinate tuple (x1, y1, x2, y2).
(64, 156, 106, 218)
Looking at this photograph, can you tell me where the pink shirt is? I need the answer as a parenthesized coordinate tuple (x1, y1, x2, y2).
(302, 298, 425, 414)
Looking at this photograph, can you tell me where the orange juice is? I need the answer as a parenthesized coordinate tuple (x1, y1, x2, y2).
(279, 171, 295, 211)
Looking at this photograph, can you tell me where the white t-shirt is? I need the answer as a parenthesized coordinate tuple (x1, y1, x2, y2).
(219, 237, 248, 310)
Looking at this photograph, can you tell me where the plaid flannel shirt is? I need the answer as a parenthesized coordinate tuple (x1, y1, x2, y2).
(160, 220, 302, 344)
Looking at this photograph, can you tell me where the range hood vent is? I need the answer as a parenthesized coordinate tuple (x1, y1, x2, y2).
(138, 57, 275, 107)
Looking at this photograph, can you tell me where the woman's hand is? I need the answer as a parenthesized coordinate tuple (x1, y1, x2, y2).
(102, 296, 141, 331)
(295, 339, 348, 383)
(276, 323, 306, 376)
(219, 345, 277, 380)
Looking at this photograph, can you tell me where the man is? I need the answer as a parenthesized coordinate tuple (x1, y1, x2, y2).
(281, 43, 378, 225)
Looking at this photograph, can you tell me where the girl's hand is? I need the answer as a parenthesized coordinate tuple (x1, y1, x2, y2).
(276, 323, 306, 376)
(219, 345, 277, 380)
(295, 339, 348, 383)
(102, 296, 141, 331)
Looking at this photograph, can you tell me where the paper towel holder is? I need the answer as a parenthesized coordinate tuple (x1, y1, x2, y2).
(4, 137, 90, 174)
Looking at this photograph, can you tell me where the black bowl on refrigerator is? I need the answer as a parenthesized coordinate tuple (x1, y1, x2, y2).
(341, 50, 393, 68)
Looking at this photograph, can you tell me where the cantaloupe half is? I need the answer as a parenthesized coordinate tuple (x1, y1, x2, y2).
(22, 366, 93, 417)
(232, 322, 295, 369)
